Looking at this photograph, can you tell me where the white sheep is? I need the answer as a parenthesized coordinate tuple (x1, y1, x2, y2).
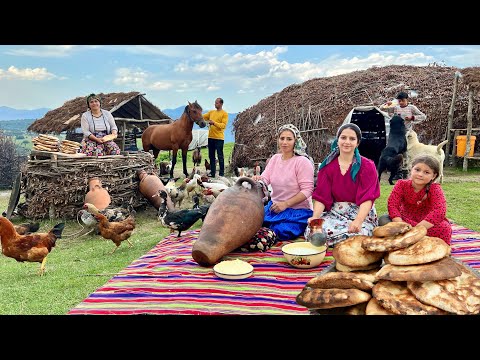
(405, 130, 448, 183)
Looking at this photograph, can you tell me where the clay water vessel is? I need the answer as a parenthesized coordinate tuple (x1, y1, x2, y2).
(84, 177, 111, 211)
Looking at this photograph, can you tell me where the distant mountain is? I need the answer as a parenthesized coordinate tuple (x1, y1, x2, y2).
(162, 105, 237, 143)
(0, 106, 50, 121)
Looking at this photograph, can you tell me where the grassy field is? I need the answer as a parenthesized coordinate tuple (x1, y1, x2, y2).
(0, 144, 479, 314)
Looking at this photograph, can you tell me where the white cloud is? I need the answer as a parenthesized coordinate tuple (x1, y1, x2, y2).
(0, 66, 57, 80)
(113, 67, 149, 86)
(4, 45, 99, 58)
(150, 81, 173, 90)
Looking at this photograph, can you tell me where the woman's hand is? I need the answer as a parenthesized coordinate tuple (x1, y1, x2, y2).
(307, 216, 319, 225)
(252, 175, 262, 181)
(270, 201, 287, 213)
(348, 219, 362, 233)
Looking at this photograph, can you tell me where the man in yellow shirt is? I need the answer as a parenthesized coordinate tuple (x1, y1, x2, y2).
(202, 98, 229, 177)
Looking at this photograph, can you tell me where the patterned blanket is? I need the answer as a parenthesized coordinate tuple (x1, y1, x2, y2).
(68, 224, 480, 315)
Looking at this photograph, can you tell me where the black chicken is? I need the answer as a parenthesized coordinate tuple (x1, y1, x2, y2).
(192, 194, 210, 223)
(157, 190, 204, 237)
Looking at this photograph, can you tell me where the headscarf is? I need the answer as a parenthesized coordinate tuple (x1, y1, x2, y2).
(277, 123, 314, 165)
(86, 93, 101, 109)
(318, 123, 362, 182)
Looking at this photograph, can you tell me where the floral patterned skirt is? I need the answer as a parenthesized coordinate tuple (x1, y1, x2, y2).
(79, 131, 121, 156)
(236, 227, 278, 252)
(320, 201, 378, 246)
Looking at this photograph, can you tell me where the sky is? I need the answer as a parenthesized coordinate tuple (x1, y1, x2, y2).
(0, 45, 479, 114)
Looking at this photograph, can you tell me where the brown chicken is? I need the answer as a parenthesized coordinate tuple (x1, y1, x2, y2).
(13, 222, 40, 235)
(83, 203, 136, 254)
(0, 216, 65, 275)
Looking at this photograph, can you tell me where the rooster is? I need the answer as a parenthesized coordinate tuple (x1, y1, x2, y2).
(0, 216, 65, 275)
(83, 203, 136, 254)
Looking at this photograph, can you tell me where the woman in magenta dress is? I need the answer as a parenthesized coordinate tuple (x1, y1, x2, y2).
(308, 123, 380, 246)
(387, 154, 452, 244)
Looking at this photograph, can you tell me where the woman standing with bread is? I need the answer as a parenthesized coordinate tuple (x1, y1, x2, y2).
(79, 93, 121, 156)
(307, 123, 380, 246)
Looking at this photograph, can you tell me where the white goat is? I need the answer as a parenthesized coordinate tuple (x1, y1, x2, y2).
(405, 130, 448, 183)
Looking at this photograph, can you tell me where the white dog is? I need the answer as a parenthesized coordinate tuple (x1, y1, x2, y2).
(405, 130, 448, 183)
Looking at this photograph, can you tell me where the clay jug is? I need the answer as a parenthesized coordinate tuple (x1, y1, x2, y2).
(192, 177, 265, 266)
(84, 177, 111, 210)
(137, 169, 173, 210)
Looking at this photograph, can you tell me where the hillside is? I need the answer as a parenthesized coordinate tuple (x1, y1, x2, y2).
(0, 106, 50, 121)
(163, 105, 237, 143)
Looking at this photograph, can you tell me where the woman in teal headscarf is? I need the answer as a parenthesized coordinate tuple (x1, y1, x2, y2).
(307, 123, 380, 246)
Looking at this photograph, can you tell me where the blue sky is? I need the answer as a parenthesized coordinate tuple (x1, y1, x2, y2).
(0, 45, 479, 113)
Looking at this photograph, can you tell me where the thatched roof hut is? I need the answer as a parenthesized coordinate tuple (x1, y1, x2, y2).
(231, 65, 480, 169)
(27, 91, 171, 151)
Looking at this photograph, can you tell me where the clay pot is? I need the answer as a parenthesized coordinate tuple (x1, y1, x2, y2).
(192, 177, 265, 266)
(84, 177, 111, 210)
(137, 169, 173, 210)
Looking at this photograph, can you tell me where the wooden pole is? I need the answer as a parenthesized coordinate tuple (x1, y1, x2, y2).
(445, 71, 460, 166)
(463, 88, 474, 171)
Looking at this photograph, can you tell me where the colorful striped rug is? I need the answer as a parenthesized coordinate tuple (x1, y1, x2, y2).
(68, 223, 480, 315)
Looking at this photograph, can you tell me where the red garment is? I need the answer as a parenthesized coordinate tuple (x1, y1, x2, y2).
(387, 179, 452, 244)
(312, 156, 380, 211)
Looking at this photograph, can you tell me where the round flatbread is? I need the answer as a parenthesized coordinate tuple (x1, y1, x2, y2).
(306, 271, 376, 292)
(385, 236, 451, 265)
(362, 225, 427, 252)
(365, 298, 395, 315)
(335, 260, 382, 272)
(333, 235, 384, 267)
(296, 288, 371, 309)
(372, 280, 449, 315)
(373, 221, 412, 237)
(375, 257, 462, 282)
(407, 262, 480, 315)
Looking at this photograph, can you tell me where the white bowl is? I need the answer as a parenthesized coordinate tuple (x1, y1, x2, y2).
(213, 259, 254, 280)
(282, 242, 327, 269)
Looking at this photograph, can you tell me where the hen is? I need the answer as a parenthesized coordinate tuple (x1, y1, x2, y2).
(0, 216, 65, 275)
(13, 222, 40, 235)
(156, 190, 204, 237)
(83, 203, 136, 254)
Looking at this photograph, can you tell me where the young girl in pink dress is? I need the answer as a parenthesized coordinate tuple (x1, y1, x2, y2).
(386, 154, 452, 244)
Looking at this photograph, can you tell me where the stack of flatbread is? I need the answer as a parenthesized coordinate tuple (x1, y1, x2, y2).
(60, 139, 81, 154)
(296, 222, 480, 315)
(32, 134, 60, 152)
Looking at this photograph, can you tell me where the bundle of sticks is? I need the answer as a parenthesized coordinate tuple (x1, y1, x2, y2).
(32, 134, 60, 152)
(60, 139, 81, 154)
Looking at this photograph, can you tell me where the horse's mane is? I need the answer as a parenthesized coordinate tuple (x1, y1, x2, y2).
(184, 101, 202, 113)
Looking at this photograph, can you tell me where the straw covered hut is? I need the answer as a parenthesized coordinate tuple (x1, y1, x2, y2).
(27, 91, 171, 151)
(231, 65, 480, 169)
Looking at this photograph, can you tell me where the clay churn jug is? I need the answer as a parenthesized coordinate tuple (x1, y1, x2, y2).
(192, 177, 265, 266)
(137, 169, 173, 210)
(84, 177, 111, 210)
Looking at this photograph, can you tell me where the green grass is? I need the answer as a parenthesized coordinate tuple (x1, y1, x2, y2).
(0, 144, 478, 314)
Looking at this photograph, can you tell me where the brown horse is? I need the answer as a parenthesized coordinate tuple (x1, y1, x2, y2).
(142, 101, 206, 178)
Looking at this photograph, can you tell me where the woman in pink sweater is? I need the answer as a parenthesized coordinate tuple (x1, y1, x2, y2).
(251, 124, 314, 242)
(308, 123, 380, 246)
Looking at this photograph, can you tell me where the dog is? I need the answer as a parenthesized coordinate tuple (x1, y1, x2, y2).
(377, 115, 407, 185)
(406, 130, 448, 183)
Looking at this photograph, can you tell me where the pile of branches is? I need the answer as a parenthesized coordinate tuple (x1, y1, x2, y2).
(18, 152, 156, 220)
(232, 65, 480, 168)
(0, 130, 27, 189)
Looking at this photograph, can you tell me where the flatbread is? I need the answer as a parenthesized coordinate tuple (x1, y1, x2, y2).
(365, 298, 395, 315)
(373, 221, 412, 237)
(385, 236, 451, 265)
(333, 235, 384, 267)
(375, 257, 462, 282)
(335, 260, 382, 272)
(372, 280, 449, 315)
(312, 302, 367, 315)
(362, 225, 427, 252)
(296, 288, 371, 309)
(407, 262, 480, 315)
(306, 272, 376, 292)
